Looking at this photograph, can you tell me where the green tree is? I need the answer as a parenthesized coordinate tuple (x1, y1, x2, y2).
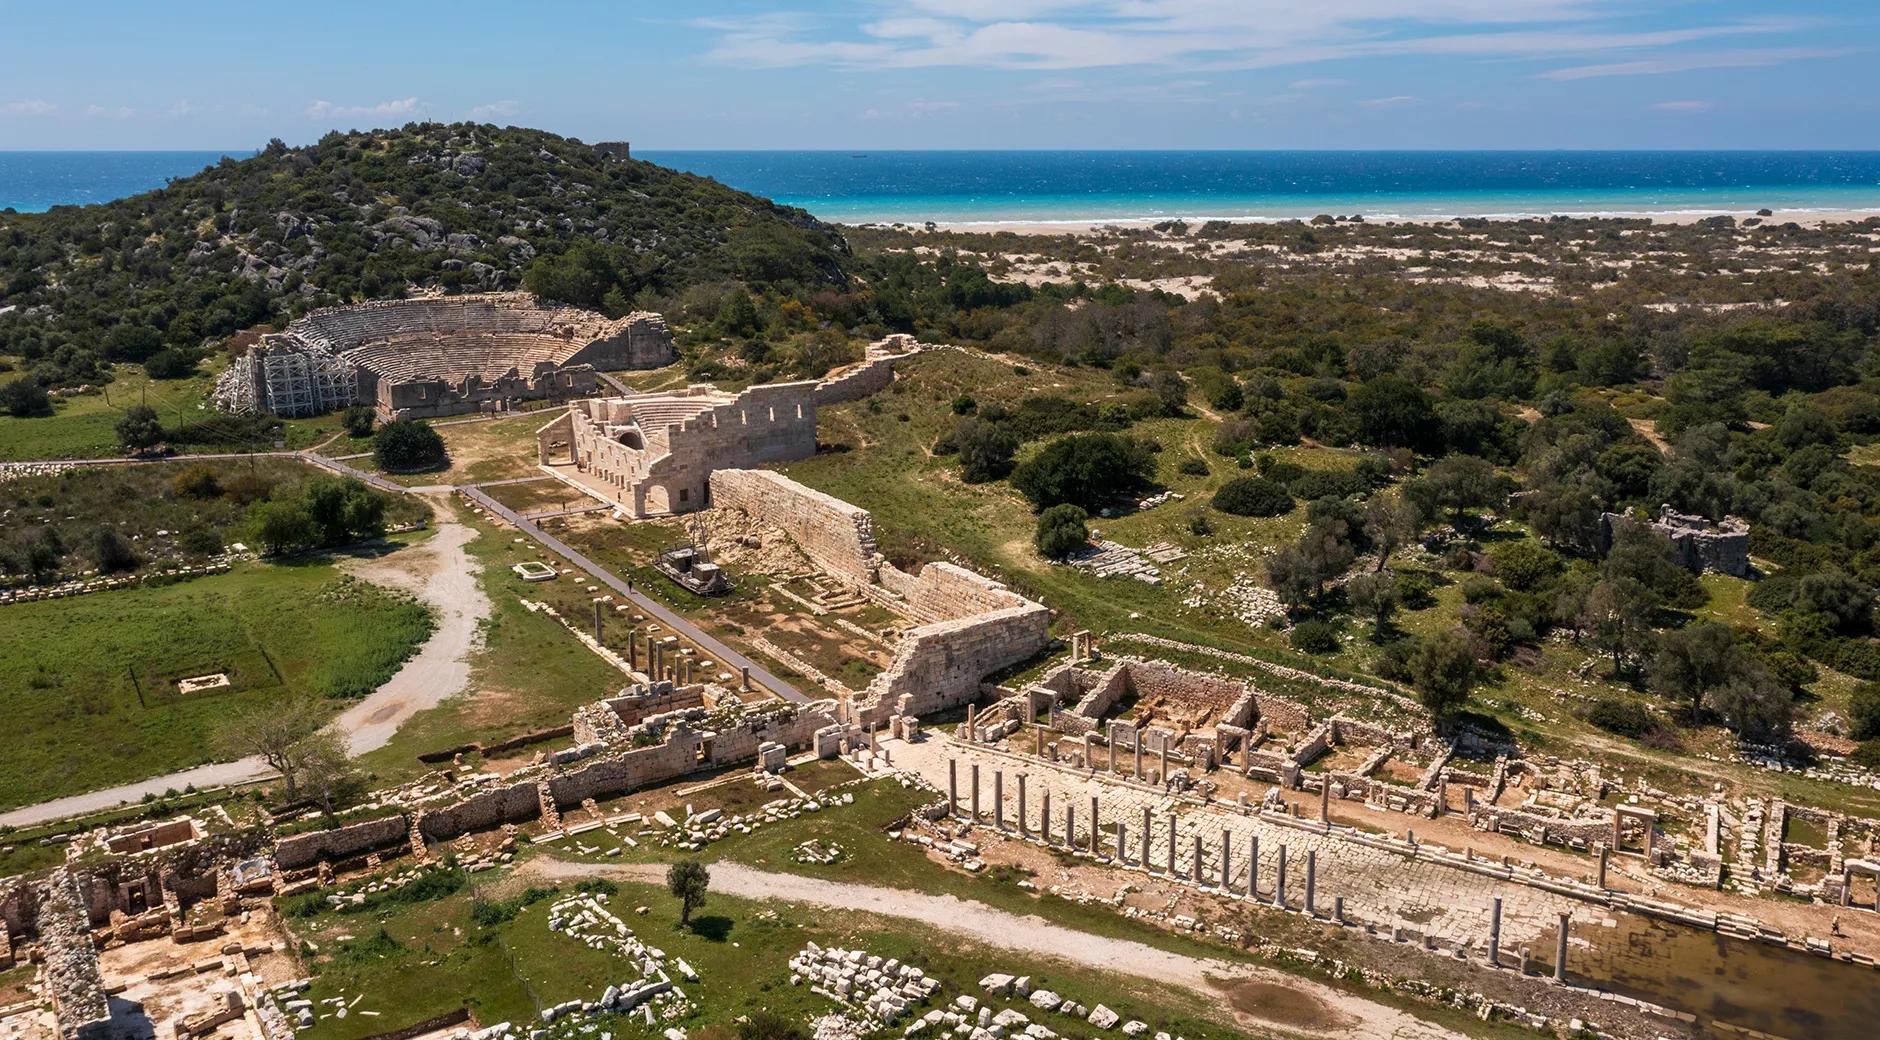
(1581, 577, 1659, 679)
(953, 417, 1018, 483)
(1346, 571, 1400, 639)
(667, 859, 710, 928)
(90, 527, 139, 574)
(1705, 666, 1793, 742)
(1009, 433, 1155, 511)
(115, 404, 164, 452)
(341, 405, 376, 438)
(1523, 481, 1604, 554)
(1488, 540, 1562, 592)
(1417, 454, 1508, 526)
(374, 419, 447, 472)
(1033, 504, 1090, 561)
(1409, 628, 1478, 722)
(248, 498, 316, 556)
(0, 378, 53, 418)
(1649, 622, 1743, 720)
(1850, 682, 1880, 741)
(1348, 374, 1438, 451)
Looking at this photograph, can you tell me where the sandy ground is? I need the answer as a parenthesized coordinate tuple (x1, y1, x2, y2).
(530, 857, 1472, 1040)
(332, 501, 489, 754)
(926, 209, 1880, 235)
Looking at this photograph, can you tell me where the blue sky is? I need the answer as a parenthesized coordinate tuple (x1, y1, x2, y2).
(0, 1, 1873, 150)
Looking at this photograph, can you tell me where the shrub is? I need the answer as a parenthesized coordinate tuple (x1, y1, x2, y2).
(374, 420, 446, 472)
(171, 465, 223, 500)
(1289, 620, 1339, 654)
(1186, 511, 1213, 537)
(1010, 433, 1156, 510)
(1488, 540, 1562, 592)
(0, 377, 53, 418)
(1851, 740, 1880, 771)
(1587, 696, 1653, 738)
(1288, 468, 1365, 501)
(952, 417, 1018, 483)
(951, 395, 978, 415)
(1212, 477, 1293, 517)
(1851, 682, 1880, 741)
(1034, 504, 1090, 560)
(142, 348, 197, 379)
(1178, 457, 1209, 477)
(341, 405, 376, 438)
(115, 405, 164, 452)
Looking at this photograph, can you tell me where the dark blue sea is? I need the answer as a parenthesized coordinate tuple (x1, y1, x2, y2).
(6, 150, 1880, 224)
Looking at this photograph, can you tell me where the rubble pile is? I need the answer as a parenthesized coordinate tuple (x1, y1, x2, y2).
(790, 943, 940, 1026)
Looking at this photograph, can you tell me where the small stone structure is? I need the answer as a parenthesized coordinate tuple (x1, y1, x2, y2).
(1602, 506, 1750, 577)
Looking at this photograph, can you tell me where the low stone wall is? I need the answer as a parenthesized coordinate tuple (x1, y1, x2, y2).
(275, 814, 410, 871)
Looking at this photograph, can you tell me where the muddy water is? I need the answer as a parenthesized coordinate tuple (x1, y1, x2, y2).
(1574, 916, 1880, 1039)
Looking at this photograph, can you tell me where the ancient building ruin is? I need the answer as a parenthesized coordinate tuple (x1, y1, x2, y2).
(708, 467, 1052, 724)
(1601, 506, 1751, 577)
(214, 293, 674, 421)
(534, 336, 916, 516)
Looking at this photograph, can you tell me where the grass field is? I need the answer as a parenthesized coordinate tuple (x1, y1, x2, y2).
(2, 456, 428, 581)
(377, 413, 554, 488)
(0, 363, 226, 461)
(0, 558, 434, 808)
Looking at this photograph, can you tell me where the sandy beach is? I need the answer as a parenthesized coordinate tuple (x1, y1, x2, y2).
(903, 208, 1880, 235)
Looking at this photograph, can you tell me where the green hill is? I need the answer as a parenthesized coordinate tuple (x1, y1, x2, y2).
(0, 122, 849, 392)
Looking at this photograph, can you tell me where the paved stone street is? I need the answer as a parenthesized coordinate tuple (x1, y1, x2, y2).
(891, 735, 1596, 959)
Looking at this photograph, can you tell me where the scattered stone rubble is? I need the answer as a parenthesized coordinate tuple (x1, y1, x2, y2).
(790, 943, 940, 1026)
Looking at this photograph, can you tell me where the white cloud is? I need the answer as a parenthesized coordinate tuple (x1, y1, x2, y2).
(166, 100, 194, 118)
(469, 100, 521, 119)
(1289, 78, 1347, 90)
(694, 3, 1836, 80)
(305, 97, 423, 120)
(1359, 95, 1418, 108)
(861, 99, 963, 120)
(84, 104, 135, 119)
(1537, 47, 1852, 80)
(1651, 100, 1713, 112)
(1, 99, 56, 116)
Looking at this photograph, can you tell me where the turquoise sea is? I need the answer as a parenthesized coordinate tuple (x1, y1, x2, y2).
(6, 149, 1880, 224)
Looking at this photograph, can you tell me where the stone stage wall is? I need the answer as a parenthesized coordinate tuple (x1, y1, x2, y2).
(708, 469, 881, 583)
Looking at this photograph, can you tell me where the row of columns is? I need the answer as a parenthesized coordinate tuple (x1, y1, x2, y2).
(945, 757, 1579, 982)
(588, 600, 752, 692)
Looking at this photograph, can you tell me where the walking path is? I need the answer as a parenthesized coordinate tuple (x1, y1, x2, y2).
(331, 510, 489, 754)
(531, 858, 1469, 1040)
(460, 486, 809, 704)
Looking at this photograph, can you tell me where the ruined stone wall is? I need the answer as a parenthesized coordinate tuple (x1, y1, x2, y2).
(857, 603, 1053, 724)
(38, 869, 109, 1040)
(1119, 659, 1244, 710)
(906, 562, 1035, 623)
(1066, 662, 1131, 727)
(560, 382, 821, 516)
(419, 783, 541, 839)
(379, 362, 599, 421)
(708, 469, 881, 583)
(274, 814, 410, 871)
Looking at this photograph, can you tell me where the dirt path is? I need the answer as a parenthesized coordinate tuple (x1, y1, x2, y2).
(528, 857, 1470, 1040)
(332, 501, 489, 754)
